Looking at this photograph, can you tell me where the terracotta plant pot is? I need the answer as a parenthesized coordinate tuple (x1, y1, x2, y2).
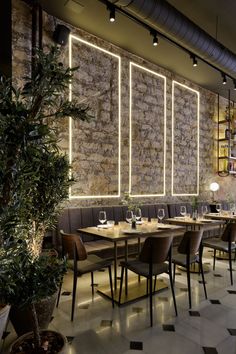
(9, 329, 67, 354)
(0, 304, 10, 340)
(10, 291, 58, 336)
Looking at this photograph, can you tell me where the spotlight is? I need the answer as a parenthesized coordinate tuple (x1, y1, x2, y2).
(222, 72, 227, 85)
(108, 5, 115, 22)
(150, 30, 158, 46)
(190, 54, 198, 67)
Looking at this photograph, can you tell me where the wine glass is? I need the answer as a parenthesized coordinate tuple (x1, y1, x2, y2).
(126, 210, 133, 224)
(180, 206, 186, 217)
(216, 203, 221, 214)
(202, 205, 208, 216)
(98, 211, 107, 225)
(157, 208, 165, 223)
(230, 203, 235, 215)
(135, 208, 142, 222)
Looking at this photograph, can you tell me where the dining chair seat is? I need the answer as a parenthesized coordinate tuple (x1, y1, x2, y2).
(120, 259, 168, 278)
(172, 253, 198, 267)
(203, 238, 236, 253)
(67, 255, 112, 275)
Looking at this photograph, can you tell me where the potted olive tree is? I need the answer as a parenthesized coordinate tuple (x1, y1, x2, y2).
(0, 46, 92, 353)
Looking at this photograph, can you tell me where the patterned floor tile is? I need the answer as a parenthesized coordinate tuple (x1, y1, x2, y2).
(130, 341, 143, 350)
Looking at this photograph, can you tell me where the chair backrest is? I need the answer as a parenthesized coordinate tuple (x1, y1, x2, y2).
(139, 236, 173, 264)
(60, 230, 87, 261)
(177, 230, 203, 255)
(221, 223, 236, 242)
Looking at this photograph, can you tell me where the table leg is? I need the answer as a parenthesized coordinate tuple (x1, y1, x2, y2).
(114, 242, 117, 290)
(125, 240, 128, 295)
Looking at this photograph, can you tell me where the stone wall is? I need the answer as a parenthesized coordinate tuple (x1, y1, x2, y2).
(12, 0, 236, 207)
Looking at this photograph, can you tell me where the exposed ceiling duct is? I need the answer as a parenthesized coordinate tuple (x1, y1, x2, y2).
(109, 0, 236, 79)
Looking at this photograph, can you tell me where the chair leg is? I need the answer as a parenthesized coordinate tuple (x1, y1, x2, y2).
(229, 249, 233, 285)
(118, 266, 124, 305)
(56, 278, 63, 308)
(186, 262, 191, 309)
(108, 265, 114, 308)
(154, 275, 157, 292)
(213, 249, 216, 270)
(91, 272, 94, 296)
(169, 269, 178, 316)
(199, 258, 207, 299)
(71, 271, 78, 321)
(173, 263, 176, 284)
(149, 276, 153, 327)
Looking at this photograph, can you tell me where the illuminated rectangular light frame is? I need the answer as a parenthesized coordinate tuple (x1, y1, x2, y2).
(129, 62, 166, 197)
(171, 80, 200, 196)
(68, 34, 121, 199)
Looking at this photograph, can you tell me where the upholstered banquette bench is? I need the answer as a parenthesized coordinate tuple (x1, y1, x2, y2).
(52, 201, 224, 260)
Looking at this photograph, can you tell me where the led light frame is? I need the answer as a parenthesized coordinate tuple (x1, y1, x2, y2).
(129, 62, 166, 197)
(171, 80, 200, 196)
(69, 34, 121, 199)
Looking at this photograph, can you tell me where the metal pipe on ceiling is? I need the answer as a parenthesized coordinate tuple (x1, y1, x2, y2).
(109, 0, 236, 78)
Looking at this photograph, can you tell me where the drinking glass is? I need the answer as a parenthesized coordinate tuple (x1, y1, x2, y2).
(135, 208, 142, 221)
(202, 205, 208, 215)
(216, 203, 221, 213)
(157, 208, 165, 223)
(98, 211, 107, 225)
(126, 210, 133, 224)
(180, 206, 186, 217)
(230, 203, 235, 214)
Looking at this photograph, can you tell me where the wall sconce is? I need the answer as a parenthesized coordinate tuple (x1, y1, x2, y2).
(209, 182, 219, 202)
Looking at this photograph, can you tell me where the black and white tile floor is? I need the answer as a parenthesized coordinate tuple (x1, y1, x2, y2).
(1, 248, 236, 354)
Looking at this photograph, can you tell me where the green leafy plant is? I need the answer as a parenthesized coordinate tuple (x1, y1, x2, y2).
(121, 192, 141, 214)
(0, 45, 92, 253)
(0, 45, 92, 352)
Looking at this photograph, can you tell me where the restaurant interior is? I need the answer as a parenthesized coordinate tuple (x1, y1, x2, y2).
(1, 0, 236, 353)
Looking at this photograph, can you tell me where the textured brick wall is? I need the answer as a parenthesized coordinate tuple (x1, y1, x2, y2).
(12, 0, 236, 207)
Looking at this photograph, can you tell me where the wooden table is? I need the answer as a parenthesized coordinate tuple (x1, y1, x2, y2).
(205, 212, 236, 222)
(77, 222, 184, 304)
(164, 217, 224, 230)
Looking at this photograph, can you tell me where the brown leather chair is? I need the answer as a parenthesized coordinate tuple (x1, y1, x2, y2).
(57, 230, 114, 321)
(203, 222, 236, 285)
(172, 230, 207, 309)
(118, 235, 177, 327)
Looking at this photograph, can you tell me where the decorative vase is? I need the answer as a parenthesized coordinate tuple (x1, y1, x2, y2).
(9, 329, 67, 354)
(10, 291, 58, 336)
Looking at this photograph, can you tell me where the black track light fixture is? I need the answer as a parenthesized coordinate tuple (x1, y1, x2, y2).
(150, 30, 158, 46)
(190, 54, 198, 67)
(107, 4, 115, 22)
(222, 72, 227, 85)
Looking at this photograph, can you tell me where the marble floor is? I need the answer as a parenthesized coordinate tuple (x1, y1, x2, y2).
(1, 248, 236, 354)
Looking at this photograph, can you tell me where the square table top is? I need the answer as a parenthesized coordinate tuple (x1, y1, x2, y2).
(164, 217, 223, 229)
(77, 221, 185, 242)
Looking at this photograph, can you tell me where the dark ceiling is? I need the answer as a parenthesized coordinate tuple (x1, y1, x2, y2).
(39, 0, 236, 101)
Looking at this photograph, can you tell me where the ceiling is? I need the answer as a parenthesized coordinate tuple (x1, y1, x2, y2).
(39, 0, 236, 100)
